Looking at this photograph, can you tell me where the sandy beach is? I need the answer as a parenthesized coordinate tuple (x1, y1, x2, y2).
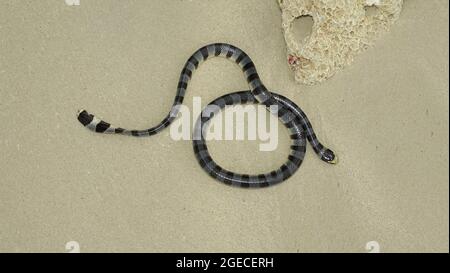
(0, 0, 448, 252)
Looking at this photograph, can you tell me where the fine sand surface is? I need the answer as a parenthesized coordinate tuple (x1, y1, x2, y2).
(0, 0, 448, 252)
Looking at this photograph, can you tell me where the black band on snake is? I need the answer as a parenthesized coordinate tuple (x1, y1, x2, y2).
(77, 43, 337, 188)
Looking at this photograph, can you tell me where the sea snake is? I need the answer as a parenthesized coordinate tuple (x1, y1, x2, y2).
(77, 43, 337, 188)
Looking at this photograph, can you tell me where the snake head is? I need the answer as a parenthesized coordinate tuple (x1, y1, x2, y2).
(322, 149, 338, 164)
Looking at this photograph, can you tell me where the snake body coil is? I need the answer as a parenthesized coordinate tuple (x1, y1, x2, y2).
(78, 43, 336, 188)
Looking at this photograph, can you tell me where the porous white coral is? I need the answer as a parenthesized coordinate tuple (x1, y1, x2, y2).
(279, 0, 403, 85)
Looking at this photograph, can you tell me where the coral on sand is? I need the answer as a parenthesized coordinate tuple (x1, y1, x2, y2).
(279, 0, 403, 85)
